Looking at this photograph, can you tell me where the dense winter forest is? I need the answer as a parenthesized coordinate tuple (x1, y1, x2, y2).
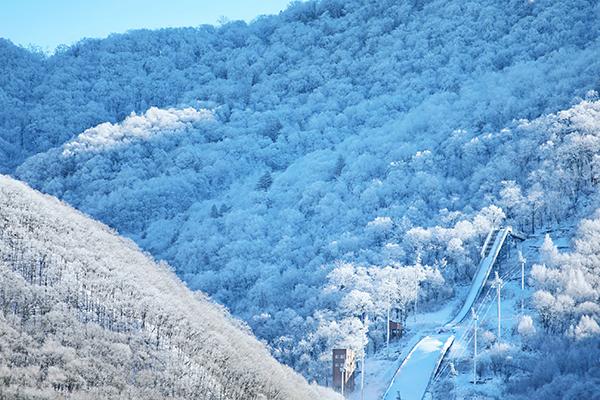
(0, 176, 337, 400)
(1, 0, 600, 397)
(509, 223, 600, 399)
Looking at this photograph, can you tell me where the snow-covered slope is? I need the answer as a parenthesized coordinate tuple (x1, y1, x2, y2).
(0, 175, 338, 400)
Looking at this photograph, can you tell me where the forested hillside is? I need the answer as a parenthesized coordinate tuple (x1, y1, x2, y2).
(0, 176, 337, 400)
(508, 220, 600, 399)
(2, 0, 599, 170)
(2, 0, 600, 389)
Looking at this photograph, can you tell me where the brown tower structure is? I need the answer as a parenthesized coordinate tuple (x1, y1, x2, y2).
(332, 348, 356, 393)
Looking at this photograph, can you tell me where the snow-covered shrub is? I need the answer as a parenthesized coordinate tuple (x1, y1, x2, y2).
(517, 315, 536, 337)
(569, 315, 600, 340)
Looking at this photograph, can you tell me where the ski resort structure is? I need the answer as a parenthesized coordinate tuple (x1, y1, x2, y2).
(382, 227, 523, 400)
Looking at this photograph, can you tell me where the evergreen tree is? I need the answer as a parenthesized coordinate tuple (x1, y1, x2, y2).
(210, 204, 220, 218)
(256, 172, 273, 191)
(333, 155, 346, 178)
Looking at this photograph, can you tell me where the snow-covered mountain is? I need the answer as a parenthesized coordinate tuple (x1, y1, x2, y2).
(2, 0, 600, 396)
(0, 175, 338, 400)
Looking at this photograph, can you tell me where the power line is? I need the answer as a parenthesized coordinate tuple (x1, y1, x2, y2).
(434, 261, 522, 383)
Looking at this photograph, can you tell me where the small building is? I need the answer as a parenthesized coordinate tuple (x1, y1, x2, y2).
(332, 348, 356, 393)
(389, 320, 403, 340)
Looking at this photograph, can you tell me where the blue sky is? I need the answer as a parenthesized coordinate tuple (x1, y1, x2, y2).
(0, 0, 294, 51)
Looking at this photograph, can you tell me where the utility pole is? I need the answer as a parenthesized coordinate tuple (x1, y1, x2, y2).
(386, 300, 391, 351)
(361, 315, 369, 400)
(414, 253, 421, 322)
(450, 362, 458, 400)
(518, 250, 526, 314)
(491, 271, 504, 341)
(414, 277, 419, 322)
(471, 307, 478, 385)
(361, 350, 365, 400)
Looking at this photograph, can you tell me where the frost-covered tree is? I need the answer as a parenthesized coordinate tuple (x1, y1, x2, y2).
(510, 212, 600, 399)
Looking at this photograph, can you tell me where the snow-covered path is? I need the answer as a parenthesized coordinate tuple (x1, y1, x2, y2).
(381, 228, 513, 400)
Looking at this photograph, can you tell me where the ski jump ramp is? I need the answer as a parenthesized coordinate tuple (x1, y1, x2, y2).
(382, 333, 455, 400)
(382, 227, 513, 400)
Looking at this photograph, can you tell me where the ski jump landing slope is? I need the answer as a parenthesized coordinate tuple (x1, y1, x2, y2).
(382, 227, 512, 400)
